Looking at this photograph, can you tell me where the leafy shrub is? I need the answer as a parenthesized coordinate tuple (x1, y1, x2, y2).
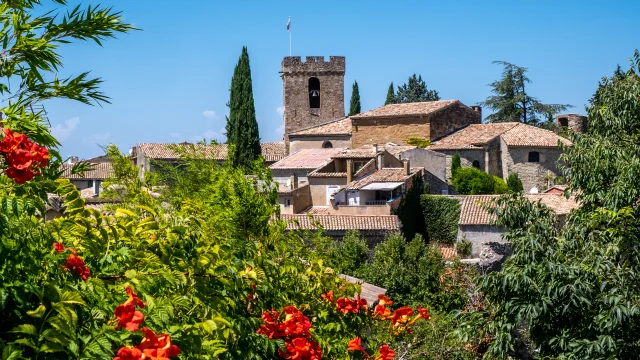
(506, 172, 524, 192)
(420, 195, 461, 244)
(456, 239, 472, 258)
(322, 230, 370, 274)
(405, 137, 431, 148)
(452, 167, 506, 195)
(392, 175, 427, 240)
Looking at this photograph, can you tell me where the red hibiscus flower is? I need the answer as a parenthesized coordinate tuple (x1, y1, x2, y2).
(53, 242, 65, 253)
(390, 306, 414, 325)
(347, 336, 367, 355)
(321, 290, 334, 303)
(63, 253, 90, 281)
(115, 303, 144, 331)
(125, 285, 146, 308)
(417, 306, 430, 320)
(375, 345, 395, 360)
(113, 346, 143, 360)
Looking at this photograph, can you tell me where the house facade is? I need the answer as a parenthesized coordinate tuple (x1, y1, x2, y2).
(60, 162, 114, 196)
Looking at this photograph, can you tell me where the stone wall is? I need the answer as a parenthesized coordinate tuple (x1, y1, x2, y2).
(501, 142, 564, 192)
(556, 113, 587, 134)
(351, 118, 430, 148)
(282, 56, 345, 141)
(457, 224, 505, 256)
(441, 149, 485, 181)
(428, 103, 482, 140)
(289, 136, 351, 154)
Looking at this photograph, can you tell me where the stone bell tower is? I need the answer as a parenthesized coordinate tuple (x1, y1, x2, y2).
(281, 56, 345, 141)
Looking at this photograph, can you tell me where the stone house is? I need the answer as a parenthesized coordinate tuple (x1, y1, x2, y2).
(454, 194, 579, 256)
(429, 123, 571, 192)
(60, 162, 114, 196)
(349, 101, 481, 148)
(287, 117, 352, 154)
(385, 144, 449, 194)
(132, 142, 286, 179)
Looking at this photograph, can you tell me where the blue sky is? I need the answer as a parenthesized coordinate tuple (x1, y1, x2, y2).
(44, 0, 640, 159)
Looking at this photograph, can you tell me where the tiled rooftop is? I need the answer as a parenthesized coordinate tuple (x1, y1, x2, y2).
(438, 245, 459, 260)
(270, 148, 345, 170)
(60, 163, 114, 180)
(289, 117, 352, 136)
(281, 214, 401, 231)
(332, 146, 379, 159)
(456, 194, 579, 225)
(430, 123, 571, 150)
(137, 142, 286, 162)
(347, 167, 422, 190)
(383, 144, 418, 156)
(351, 100, 458, 119)
(301, 206, 330, 215)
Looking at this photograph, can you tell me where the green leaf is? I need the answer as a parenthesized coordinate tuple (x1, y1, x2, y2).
(9, 324, 37, 336)
(58, 291, 86, 305)
(26, 305, 46, 318)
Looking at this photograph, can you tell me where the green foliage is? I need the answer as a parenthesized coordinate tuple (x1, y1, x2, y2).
(358, 233, 468, 312)
(506, 172, 523, 193)
(392, 175, 426, 241)
(451, 153, 462, 177)
(384, 82, 395, 105)
(320, 230, 370, 275)
(226, 46, 261, 169)
(420, 195, 460, 244)
(462, 52, 640, 359)
(348, 80, 361, 116)
(455, 239, 472, 258)
(452, 167, 506, 195)
(480, 61, 572, 127)
(395, 74, 440, 103)
(404, 137, 430, 148)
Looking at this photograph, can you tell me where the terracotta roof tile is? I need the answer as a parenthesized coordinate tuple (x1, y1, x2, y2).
(430, 123, 571, 150)
(301, 206, 330, 215)
(438, 245, 459, 260)
(289, 118, 352, 136)
(351, 100, 458, 119)
(347, 168, 422, 190)
(270, 148, 345, 170)
(60, 163, 114, 180)
(456, 194, 579, 225)
(332, 147, 378, 159)
(384, 144, 417, 156)
(307, 170, 347, 178)
(137, 142, 286, 162)
(281, 214, 401, 231)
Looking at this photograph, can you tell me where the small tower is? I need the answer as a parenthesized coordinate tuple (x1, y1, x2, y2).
(556, 113, 587, 134)
(281, 56, 346, 141)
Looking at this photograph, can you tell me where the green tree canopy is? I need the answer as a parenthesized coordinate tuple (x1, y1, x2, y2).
(480, 61, 572, 127)
(506, 172, 524, 192)
(395, 74, 440, 103)
(452, 167, 507, 195)
(384, 82, 395, 105)
(348, 80, 361, 116)
(225, 46, 261, 169)
(451, 153, 461, 177)
(464, 51, 640, 359)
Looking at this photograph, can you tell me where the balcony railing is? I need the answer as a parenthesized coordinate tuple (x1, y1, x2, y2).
(364, 200, 388, 205)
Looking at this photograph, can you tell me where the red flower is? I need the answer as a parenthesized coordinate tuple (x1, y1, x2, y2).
(6, 167, 34, 184)
(417, 306, 430, 320)
(282, 306, 311, 338)
(256, 310, 284, 339)
(115, 303, 144, 331)
(278, 337, 322, 360)
(321, 290, 334, 303)
(373, 304, 391, 319)
(248, 293, 254, 301)
(125, 285, 146, 308)
(0, 128, 24, 153)
(137, 328, 180, 359)
(113, 347, 143, 360)
(53, 242, 65, 253)
(63, 253, 90, 281)
(347, 336, 367, 355)
(377, 294, 393, 307)
(390, 306, 413, 325)
(375, 345, 395, 360)
(336, 296, 367, 314)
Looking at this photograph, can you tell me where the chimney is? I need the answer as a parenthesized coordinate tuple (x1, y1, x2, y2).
(346, 159, 353, 183)
(403, 159, 410, 176)
(470, 106, 482, 121)
(69, 156, 79, 164)
(290, 174, 298, 190)
(373, 143, 378, 153)
(377, 153, 384, 170)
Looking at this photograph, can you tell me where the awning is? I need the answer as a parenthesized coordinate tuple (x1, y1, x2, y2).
(360, 182, 404, 191)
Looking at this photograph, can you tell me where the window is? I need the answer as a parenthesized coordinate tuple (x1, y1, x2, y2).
(472, 160, 480, 169)
(308, 77, 320, 108)
(88, 180, 94, 187)
(559, 117, 569, 127)
(322, 141, 333, 148)
(285, 199, 291, 207)
(528, 151, 540, 163)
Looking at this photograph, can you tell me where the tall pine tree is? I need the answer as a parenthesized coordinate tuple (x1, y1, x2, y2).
(384, 82, 395, 105)
(226, 46, 261, 169)
(480, 61, 572, 127)
(349, 80, 361, 116)
(396, 74, 440, 103)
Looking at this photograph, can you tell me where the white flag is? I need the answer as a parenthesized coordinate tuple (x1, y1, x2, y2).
(287, 17, 291, 31)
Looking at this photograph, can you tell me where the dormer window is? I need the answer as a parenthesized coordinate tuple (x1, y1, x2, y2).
(308, 77, 320, 108)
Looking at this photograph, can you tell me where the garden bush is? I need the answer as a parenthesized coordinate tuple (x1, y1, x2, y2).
(452, 167, 507, 195)
(420, 195, 461, 244)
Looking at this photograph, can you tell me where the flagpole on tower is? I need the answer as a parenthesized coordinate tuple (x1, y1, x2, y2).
(287, 16, 292, 56)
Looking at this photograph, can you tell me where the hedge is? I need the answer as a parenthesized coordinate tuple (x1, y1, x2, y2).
(420, 195, 461, 244)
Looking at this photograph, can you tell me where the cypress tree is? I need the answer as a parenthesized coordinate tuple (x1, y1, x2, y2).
(226, 46, 261, 169)
(451, 153, 461, 177)
(349, 80, 361, 116)
(507, 172, 524, 192)
(384, 82, 395, 105)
